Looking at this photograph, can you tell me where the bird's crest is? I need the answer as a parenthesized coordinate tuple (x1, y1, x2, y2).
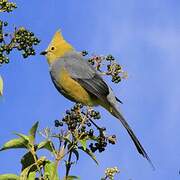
(50, 29, 64, 45)
(45, 29, 74, 64)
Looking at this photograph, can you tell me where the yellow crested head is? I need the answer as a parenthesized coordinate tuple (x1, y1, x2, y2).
(43, 30, 74, 65)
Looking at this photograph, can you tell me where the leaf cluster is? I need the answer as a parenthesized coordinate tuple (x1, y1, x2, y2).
(0, 103, 119, 179)
(0, 122, 70, 180)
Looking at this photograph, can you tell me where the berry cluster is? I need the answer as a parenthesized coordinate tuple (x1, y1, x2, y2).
(0, 21, 5, 43)
(0, 0, 17, 13)
(89, 129, 116, 153)
(63, 110, 80, 131)
(88, 109, 101, 120)
(108, 63, 122, 83)
(107, 135, 116, 145)
(0, 51, 9, 64)
(89, 129, 107, 153)
(14, 27, 40, 58)
(104, 54, 127, 83)
(88, 58, 95, 65)
(81, 51, 128, 84)
(54, 103, 101, 132)
(54, 120, 63, 127)
(0, 23, 40, 64)
(54, 103, 116, 154)
(54, 103, 83, 131)
(103, 167, 119, 180)
(54, 103, 115, 153)
(81, 50, 88, 56)
(0, 21, 8, 42)
(106, 54, 115, 61)
(0, 21, 9, 63)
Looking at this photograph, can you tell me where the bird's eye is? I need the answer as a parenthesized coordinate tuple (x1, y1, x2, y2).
(51, 47, 55, 50)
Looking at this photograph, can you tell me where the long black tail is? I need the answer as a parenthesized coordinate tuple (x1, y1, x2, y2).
(111, 106, 155, 169)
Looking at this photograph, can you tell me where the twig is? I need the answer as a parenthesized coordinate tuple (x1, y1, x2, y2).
(65, 150, 73, 178)
(89, 119, 101, 130)
(30, 148, 43, 178)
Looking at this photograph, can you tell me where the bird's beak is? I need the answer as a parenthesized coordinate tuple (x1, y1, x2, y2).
(40, 51, 48, 55)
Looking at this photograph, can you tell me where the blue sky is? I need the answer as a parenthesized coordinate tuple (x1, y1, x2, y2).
(0, 0, 180, 179)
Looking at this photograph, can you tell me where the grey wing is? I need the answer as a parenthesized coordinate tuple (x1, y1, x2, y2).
(63, 52, 111, 104)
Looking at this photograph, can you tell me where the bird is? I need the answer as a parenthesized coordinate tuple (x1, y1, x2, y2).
(40, 30, 154, 168)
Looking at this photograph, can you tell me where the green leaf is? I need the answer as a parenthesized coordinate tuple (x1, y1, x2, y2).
(79, 139, 87, 151)
(21, 151, 36, 171)
(27, 172, 36, 180)
(14, 133, 29, 142)
(63, 175, 80, 180)
(78, 147, 99, 165)
(20, 157, 46, 180)
(88, 135, 98, 141)
(0, 174, 20, 180)
(63, 136, 72, 144)
(37, 140, 55, 153)
(44, 161, 59, 180)
(0, 75, 3, 96)
(37, 156, 46, 166)
(29, 121, 39, 144)
(0, 138, 28, 151)
(72, 149, 79, 162)
(20, 163, 35, 180)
